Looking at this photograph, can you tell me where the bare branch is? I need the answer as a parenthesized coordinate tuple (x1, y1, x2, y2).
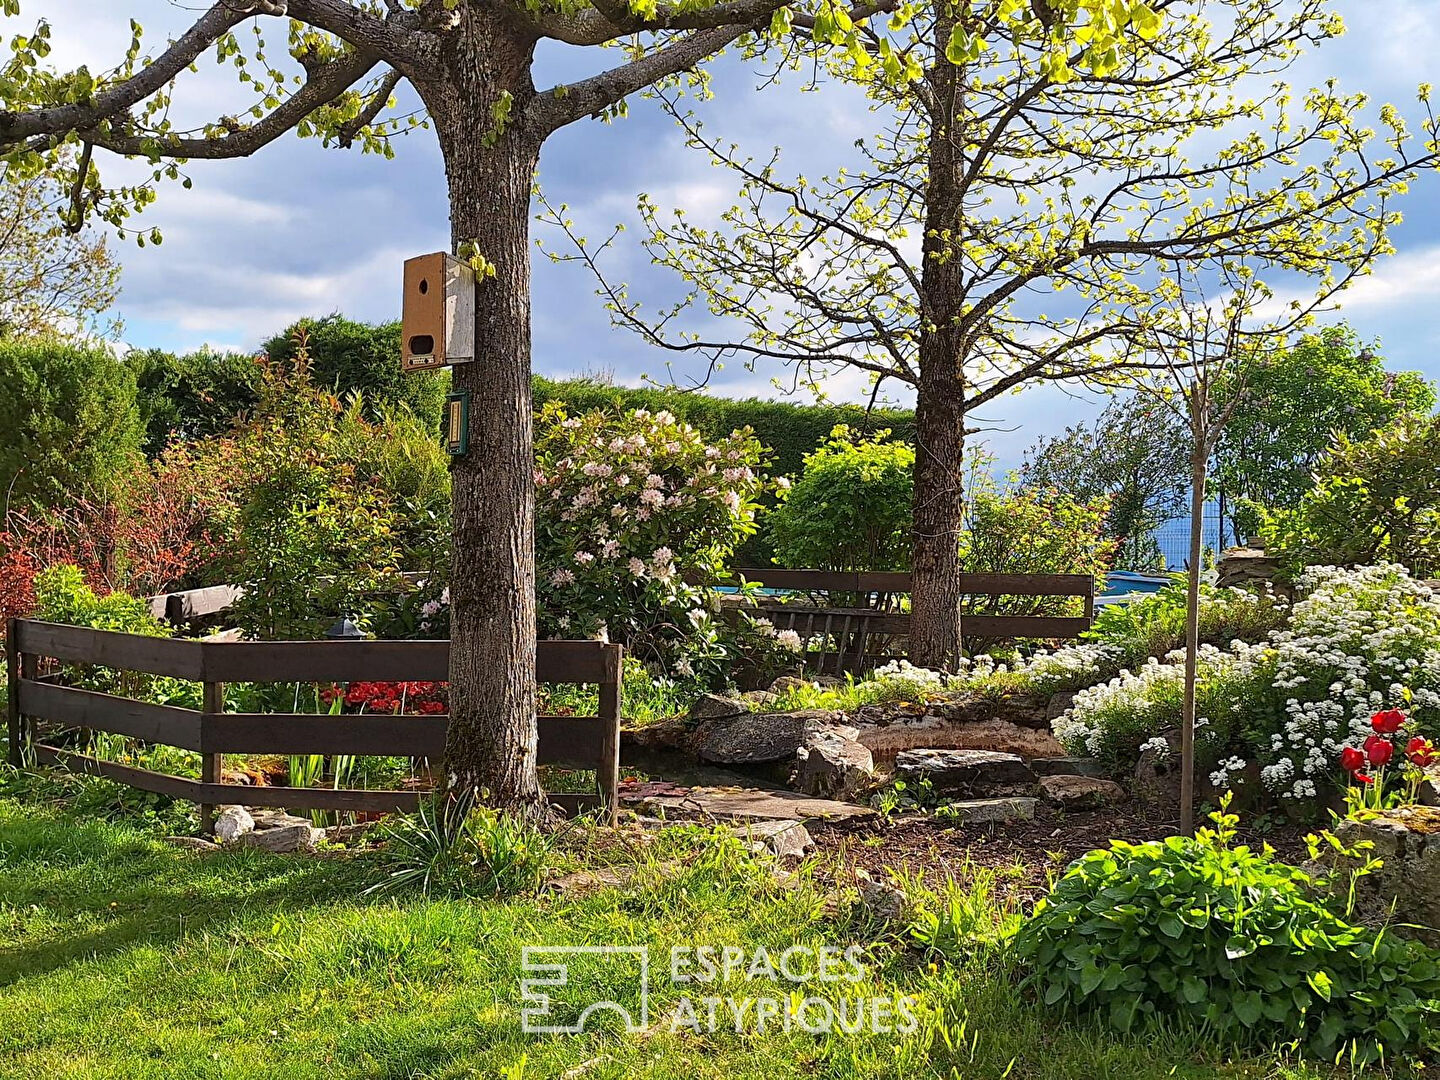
(77, 51, 383, 160)
(529, 24, 758, 134)
(0, 2, 253, 148)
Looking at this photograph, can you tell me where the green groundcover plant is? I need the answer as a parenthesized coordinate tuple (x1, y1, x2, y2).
(1013, 799, 1440, 1064)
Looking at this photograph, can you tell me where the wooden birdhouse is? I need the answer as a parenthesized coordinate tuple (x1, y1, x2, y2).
(402, 252, 475, 372)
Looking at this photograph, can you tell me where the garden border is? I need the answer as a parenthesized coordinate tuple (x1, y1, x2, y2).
(5, 619, 623, 828)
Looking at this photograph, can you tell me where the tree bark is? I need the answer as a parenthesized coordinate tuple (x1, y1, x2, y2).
(908, 11, 967, 672)
(1180, 407, 1207, 836)
(417, 12, 548, 817)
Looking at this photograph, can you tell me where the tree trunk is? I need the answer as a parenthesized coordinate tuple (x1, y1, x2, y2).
(418, 14, 548, 817)
(909, 11, 967, 671)
(1180, 413, 1207, 836)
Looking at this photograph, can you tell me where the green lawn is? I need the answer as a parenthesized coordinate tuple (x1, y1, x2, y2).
(0, 794, 1336, 1080)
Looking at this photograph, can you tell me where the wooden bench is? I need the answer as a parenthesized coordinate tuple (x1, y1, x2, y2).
(5, 619, 622, 826)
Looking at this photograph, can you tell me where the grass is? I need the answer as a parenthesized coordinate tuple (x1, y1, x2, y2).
(0, 778, 1349, 1080)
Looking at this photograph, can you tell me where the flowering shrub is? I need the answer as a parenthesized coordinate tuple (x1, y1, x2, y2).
(1013, 799, 1440, 1064)
(1055, 564, 1440, 803)
(768, 426, 914, 572)
(534, 404, 777, 680)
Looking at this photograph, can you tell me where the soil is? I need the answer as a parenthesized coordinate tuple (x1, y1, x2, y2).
(808, 799, 1315, 905)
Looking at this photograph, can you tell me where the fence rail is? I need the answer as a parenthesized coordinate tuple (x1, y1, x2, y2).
(6, 619, 622, 827)
(717, 567, 1095, 673)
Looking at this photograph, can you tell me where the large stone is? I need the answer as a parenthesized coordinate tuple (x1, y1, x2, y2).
(791, 729, 875, 799)
(732, 819, 813, 859)
(250, 809, 315, 831)
(688, 693, 751, 721)
(1332, 807, 1440, 946)
(1039, 774, 1126, 810)
(938, 797, 1037, 825)
(893, 748, 1036, 797)
(213, 805, 255, 843)
(694, 709, 842, 766)
(935, 694, 1050, 730)
(236, 823, 322, 853)
(1031, 757, 1110, 779)
(626, 784, 873, 822)
(857, 716, 1065, 762)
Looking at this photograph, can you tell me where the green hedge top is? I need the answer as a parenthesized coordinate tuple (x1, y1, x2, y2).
(532, 376, 914, 478)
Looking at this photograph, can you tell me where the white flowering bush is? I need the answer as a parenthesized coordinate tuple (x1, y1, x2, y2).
(534, 404, 781, 681)
(1054, 564, 1440, 804)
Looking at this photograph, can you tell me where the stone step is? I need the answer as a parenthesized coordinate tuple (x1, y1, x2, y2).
(622, 784, 874, 823)
(893, 748, 1037, 798)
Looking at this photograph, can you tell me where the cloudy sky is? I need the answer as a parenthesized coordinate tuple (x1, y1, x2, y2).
(14, 0, 1440, 466)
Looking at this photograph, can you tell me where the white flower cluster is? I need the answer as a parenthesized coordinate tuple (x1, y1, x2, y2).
(1057, 564, 1440, 803)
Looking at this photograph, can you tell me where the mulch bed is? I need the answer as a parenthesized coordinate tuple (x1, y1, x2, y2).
(808, 800, 1316, 904)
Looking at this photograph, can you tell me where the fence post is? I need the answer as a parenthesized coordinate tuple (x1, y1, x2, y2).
(6, 618, 22, 768)
(597, 648, 622, 827)
(199, 680, 225, 835)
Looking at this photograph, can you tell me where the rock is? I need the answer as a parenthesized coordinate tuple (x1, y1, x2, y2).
(1332, 807, 1440, 946)
(213, 805, 255, 842)
(250, 809, 315, 831)
(236, 823, 322, 853)
(165, 835, 221, 852)
(1031, 757, 1111, 779)
(857, 716, 1064, 761)
(546, 866, 633, 894)
(625, 784, 873, 822)
(791, 729, 874, 799)
(937, 797, 1037, 824)
(740, 690, 779, 708)
(855, 868, 908, 922)
(733, 819, 813, 859)
(1416, 764, 1440, 806)
(768, 675, 810, 694)
(893, 748, 1037, 797)
(688, 693, 751, 721)
(934, 694, 1050, 730)
(1045, 691, 1078, 722)
(1039, 774, 1126, 810)
(694, 709, 842, 766)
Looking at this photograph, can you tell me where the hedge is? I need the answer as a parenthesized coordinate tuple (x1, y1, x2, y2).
(532, 376, 915, 478)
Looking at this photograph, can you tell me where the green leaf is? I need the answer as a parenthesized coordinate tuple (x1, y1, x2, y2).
(1307, 969, 1333, 1002)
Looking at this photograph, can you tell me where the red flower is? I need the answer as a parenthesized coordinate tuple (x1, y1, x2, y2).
(1341, 746, 1366, 773)
(1355, 772, 1375, 785)
(1408, 736, 1438, 767)
(1371, 709, 1407, 735)
(1365, 735, 1395, 767)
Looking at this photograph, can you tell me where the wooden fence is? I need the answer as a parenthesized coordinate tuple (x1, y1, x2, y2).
(720, 568, 1096, 674)
(5, 619, 623, 827)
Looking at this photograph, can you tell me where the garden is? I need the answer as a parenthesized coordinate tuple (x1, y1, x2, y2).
(6, 313, 1440, 1076)
(9, 0, 1440, 1075)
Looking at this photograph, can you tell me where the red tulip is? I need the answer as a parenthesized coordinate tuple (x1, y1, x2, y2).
(1341, 746, 1366, 773)
(1355, 772, 1375, 785)
(1365, 735, 1395, 767)
(1372, 709, 1407, 735)
(1408, 736, 1438, 767)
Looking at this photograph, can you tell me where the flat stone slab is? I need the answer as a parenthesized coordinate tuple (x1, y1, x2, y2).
(625, 784, 873, 822)
(1031, 757, 1111, 779)
(1039, 774, 1126, 809)
(894, 748, 1037, 797)
(938, 797, 1037, 825)
(857, 717, 1064, 762)
(722, 818, 814, 858)
(694, 709, 843, 766)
